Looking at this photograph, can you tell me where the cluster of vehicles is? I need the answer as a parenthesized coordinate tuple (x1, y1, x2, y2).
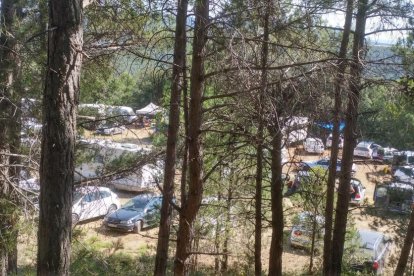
(78, 103, 162, 135)
(289, 212, 391, 275)
(71, 186, 163, 234)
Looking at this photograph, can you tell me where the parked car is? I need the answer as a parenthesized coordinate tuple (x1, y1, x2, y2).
(326, 133, 344, 148)
(95, 124, 125, 135)
(349, 178, 366, 206)
(393, 166, 414, 184)
(72, 186, 120, 225)
(289, 212, 325, 251)
(349, 229, 391, 275)
(103, 193, 162, 233)
(382, 147, 398, 164)
(301, 158, 356, 174)
(284, 171, 309, 196)
(354, 141, 382, 159)
(303, 137, 325, 154)
(374, 182, 414, 213)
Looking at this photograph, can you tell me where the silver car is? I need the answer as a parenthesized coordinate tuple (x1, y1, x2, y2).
(289, 212, 324, 250)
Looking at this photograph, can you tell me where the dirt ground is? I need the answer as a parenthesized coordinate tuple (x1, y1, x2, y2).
(18, 146, 405, 274)
(83, 127, 154, 146)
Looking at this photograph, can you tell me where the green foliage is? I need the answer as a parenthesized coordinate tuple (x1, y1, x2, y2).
(70, 248, 155, 276)
(0, 198, 20, 252)
(359, 85, 414, 149)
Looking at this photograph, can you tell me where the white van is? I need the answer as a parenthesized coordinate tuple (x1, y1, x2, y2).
(304, 137, 325, 154)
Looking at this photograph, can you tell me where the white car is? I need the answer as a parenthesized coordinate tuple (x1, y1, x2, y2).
(95, 125, 125, 135)
(290, 212, 324, 250)
(353, 141, 381, 159)
(304, 137, 325, 154)
(326, 133, 344, 148)
(72, 186, 120, 225)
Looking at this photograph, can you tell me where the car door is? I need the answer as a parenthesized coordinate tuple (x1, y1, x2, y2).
(99, 190, 112, 215)
(375, 238, 390, 274)
(82, 190, 105, 219)
(373, 184, 388, 209)
(144, 197, 162, 226)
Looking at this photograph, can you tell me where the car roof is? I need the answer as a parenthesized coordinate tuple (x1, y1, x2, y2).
(358, 230, 384, 250)
(131, 193, 161, 200)
(75, 186, 111, 193)
(388, 182, 414, 190)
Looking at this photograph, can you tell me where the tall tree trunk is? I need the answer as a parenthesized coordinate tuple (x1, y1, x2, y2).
(36, 0, 83, 274)
(174, 0, 208, 274)
(322, 1, 354, 274)
(254, 0, 270, 273)
(0, 0, 21, 274)
(331, 0, 367, 274)
(395, 210, 414, 275)
(268, 129, 284, 275)
(154, 0, 188, 274)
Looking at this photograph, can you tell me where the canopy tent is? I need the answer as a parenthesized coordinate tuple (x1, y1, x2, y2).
(135, 102, 163, 116)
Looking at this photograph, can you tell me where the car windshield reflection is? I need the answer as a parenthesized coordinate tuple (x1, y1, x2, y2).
(122, 197, 149, 210)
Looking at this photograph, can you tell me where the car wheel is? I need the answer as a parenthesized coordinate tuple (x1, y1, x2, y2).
(134, 220, 143, 234)
(72, 213, 79, 228)
(107, 204, 117, 215)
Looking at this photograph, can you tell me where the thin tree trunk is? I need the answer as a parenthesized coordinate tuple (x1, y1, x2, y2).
(36, 0, 83, 274)
(268, 129, 284, 275)
(395, 210, 414, 275)
(322, 1, 354, 274)
(309, 214, 317, 273)
(254, 0, 269, 272)
(154, 0, 188, 274)
(0, 0, 21, 273)
(174, 0, 208, 274)
(331, 0, 368, 274)
(222, 187, 232, 272)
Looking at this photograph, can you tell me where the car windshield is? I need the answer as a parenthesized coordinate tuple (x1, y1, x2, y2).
(122, 197, 150, 210)
(73, 191, 84, 203)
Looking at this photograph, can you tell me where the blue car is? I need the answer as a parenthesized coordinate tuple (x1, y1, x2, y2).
(301, 158, 356, 174)
(103, 193, 162, 233)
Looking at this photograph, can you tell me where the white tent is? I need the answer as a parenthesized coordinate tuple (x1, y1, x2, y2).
(136, 102, 163, 116)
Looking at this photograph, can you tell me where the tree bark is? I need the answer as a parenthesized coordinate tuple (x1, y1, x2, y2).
(254, 1, 270, 273)
(0, 0, 21, 274)
(154, 0, 188, 275)
(395, 210, 414, 275)
(36, 0, 83, 275)
(174, 0, 208, 275)
(268, 129, 284, 275)
(322, 1, 354, 275)
(331, 0, 368, 274)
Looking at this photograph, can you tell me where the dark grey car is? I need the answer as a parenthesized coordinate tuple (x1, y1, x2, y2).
(349, 230, 391, 275)
(103, 193, 162, 233)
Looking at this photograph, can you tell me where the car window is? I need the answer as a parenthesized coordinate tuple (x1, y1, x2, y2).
(85, 191, 101, 202)
(100, 190, 111, 198)
(376, 239, 385, 257)
(123, 196, 150, 210)
(147, 198, 162, 211)
(318, 160, 329, 166)
(376, 187, 388, 197)
(356, 147, 369, 152)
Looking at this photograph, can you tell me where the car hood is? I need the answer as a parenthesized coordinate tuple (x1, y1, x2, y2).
(107, 208, 144, 221)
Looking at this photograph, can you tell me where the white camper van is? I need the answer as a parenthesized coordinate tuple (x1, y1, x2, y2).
(283, 116, 309, 144)
(75, 140, 159, 191)
(303, 137, 325, 154)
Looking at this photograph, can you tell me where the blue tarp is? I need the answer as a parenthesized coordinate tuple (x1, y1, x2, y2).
(316, 121, 345, 131)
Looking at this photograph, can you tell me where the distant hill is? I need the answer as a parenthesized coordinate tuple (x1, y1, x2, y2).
(364, 44, 405, 80)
